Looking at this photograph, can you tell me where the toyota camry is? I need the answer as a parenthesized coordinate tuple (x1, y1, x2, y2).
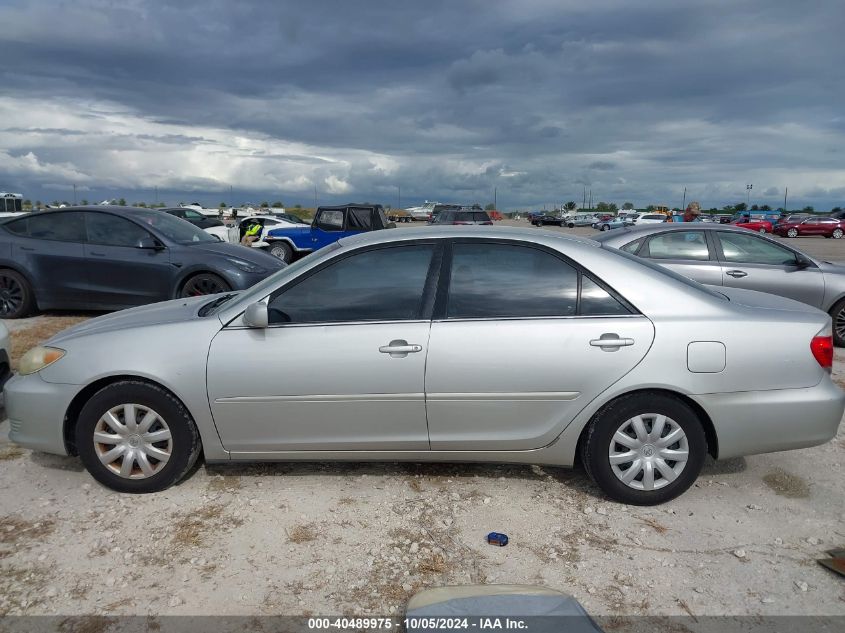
(5, 226, 843, 504)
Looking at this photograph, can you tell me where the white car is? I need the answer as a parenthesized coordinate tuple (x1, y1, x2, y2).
(0, 320, 11, 389)
(205, 215, 304, 248)
(635, 213, 669, 225)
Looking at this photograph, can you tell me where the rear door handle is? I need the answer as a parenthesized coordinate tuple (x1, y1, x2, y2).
(90, 251, 106, 257)
(379, 339, 423, 358)
(726, 269, 747, 278)
(590, 334, 634, 352)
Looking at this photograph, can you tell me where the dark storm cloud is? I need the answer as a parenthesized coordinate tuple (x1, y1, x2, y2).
(0, 0, 843, 208)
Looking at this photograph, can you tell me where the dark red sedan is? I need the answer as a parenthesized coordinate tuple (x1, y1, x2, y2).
(773, 216, 845, 239)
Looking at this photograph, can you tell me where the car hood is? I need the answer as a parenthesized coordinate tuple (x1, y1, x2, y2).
(714, 286, 826, 315)
(185, 241, 284, 269)
(47, 294, 234, 344)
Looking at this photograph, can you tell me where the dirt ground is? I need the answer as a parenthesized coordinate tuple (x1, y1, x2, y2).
(1, 224, 844, 617)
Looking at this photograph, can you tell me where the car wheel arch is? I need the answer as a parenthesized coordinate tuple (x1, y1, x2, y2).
(62, 374, 200, 457)
(171, 268, 235, 299)
(571, 388, 718, 468)
(0, 263, 41, 309)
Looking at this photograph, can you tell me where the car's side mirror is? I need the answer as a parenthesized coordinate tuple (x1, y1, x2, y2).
(794, 258, 811, 269)
(243, 301, 269, 328)
(136, 236, 162, 250)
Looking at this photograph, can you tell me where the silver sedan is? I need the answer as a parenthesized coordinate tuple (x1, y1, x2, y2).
(5, 226, 843, 504)
(595, 223, 845, 346)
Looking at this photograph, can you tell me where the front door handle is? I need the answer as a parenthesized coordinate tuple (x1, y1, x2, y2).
(590, 333, 634, 352)
(726, 269, 748, 278)
(379, 339, 423, 358)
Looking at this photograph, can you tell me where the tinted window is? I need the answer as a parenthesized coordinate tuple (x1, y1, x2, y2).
(717, 232, 798, 265)
(472, 212, 491, 222)
(316, 209, 344, 231)
(4, 217, 29, 236)
(27, 212, 86, 242)
(348, 208, 372, 230)
(448, 243, 578, 318)
(86, 213, 151, 247)
(642, 214, 665, 220)
(580, 276, 630, 315)
(184, 210, 204, 220)
(642, 231, 709, 261)
(268, 245, 434, 324)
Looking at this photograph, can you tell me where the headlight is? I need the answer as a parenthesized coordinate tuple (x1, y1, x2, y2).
(226, 258, 267, 274)
(18, 346, 66, 375)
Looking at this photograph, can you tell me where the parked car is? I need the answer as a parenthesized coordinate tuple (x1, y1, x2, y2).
(773, 217, 845, 239)
(0, 320, 10, 389)
(595, 223, 845, 345)
(594, 218, 626, 231)
(205, 215, 304, 248)
(731, 218, 772, 233)
(263, 203, 394, 262)
(430, 208, 493, 226)
(0, 206, 285, 318)
(531, 214, 565, 227)
(269, 211, 309, 225)
(161, 207, 224, 229)
(6, 226, 842, 503)
(636, 214, 668, 225)
(565, 215, 598, 228)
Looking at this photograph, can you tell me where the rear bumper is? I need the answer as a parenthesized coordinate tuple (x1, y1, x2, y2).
(4, 372, 78, 455)
(691, 378, 845, 459)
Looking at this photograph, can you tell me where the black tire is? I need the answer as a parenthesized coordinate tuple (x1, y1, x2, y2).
(758, 227, 767, 233)
(0, 269, 35, 319)
(830, 298, 845, 347)
(579, 392, 707, 505)
(75, 380, 202, 493)
(178, 273, 231, 298)
(567, 223, 575, 228)
(268, 241, 293, 263)
(601, 224, 611, 231)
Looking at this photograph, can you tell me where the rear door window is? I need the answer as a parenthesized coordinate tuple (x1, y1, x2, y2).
(26, 212, 86, 242)
(348, 208, 373, 230)
(641, 231, 710, 261)
(716, 232, 798, 265)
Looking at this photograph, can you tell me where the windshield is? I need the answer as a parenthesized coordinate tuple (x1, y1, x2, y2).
(130, 209, 217, 244)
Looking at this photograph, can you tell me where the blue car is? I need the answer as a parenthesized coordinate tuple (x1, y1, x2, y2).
(263, 204, 394, 262)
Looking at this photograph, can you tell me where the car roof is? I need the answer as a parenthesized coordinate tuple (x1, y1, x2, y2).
(338, 225, 599, 249)
(593, 222, 763, 244)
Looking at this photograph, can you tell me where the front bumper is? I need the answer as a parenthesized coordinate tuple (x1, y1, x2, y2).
(691, 378, 845, 460)
(4, 372, 79, 455)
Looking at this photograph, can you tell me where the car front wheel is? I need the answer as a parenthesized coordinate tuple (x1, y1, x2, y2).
(0, 269, 34, 319)
(787, 228, 799, 237)
(601, 224, 610, 231)
(833, 229, 844, 239)
(759, 227, 767, 233)
(76, 381, 202, 493)
(179, 273, 231, 297)
(580, 393, 707, 505)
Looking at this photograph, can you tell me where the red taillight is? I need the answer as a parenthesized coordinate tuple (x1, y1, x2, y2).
(811, 335, 833, 372)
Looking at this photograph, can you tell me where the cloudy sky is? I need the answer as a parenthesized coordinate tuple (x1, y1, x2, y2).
(1, 0, 844, 210)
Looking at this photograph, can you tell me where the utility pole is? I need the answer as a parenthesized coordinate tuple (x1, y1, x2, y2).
(746, 183, 753, 207)
(682, 187, 686, 211)
(784, 187, 788, 212)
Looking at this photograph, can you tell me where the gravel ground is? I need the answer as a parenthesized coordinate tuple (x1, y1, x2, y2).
(1, 223, 844, 617)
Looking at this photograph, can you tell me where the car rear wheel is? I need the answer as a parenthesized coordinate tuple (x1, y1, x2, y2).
(580, 393, 707, 505)
(787, 228, 798, 237)
(758, 227, 767, 233)
(0, 269, 34, 319)
(76, 381, 202, 493)
(601, 224, 611, 231)
(567, 223, 575, 228)
(830, 298, 845, 347)
(268, 241, 294, 262)
(179, 273, 231, 298)
(833, 229, 844, 239)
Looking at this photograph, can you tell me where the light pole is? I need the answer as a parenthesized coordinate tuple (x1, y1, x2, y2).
(746, 184, 753, 207)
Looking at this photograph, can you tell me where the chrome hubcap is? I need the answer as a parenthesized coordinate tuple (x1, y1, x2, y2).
(609, 414, 689, 491)
(93, 404, 172, 479)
